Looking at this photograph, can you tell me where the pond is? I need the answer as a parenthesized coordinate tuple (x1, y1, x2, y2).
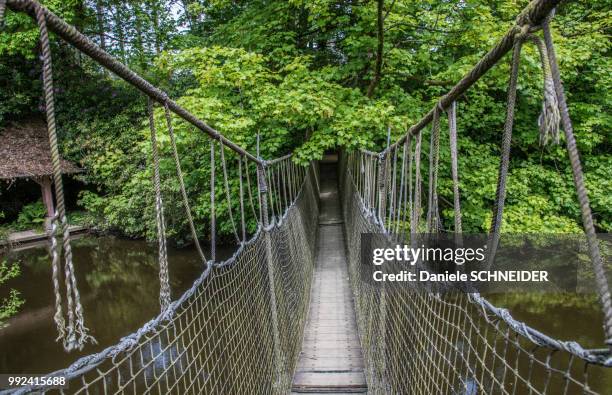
(0, 236, 610, 391)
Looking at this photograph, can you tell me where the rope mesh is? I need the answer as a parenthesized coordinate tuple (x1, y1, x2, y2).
(3, 1, 612, 393)
(13, 161, 318, 395)
(340, 149, 611, 395)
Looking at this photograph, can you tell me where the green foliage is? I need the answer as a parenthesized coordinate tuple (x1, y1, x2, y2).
(0, 260, 25, 328)
(1, 0, 609, 239)
(15, 200, 46, 231)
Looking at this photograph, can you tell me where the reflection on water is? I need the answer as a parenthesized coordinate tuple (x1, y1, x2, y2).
(0, 236, 232, 374)
(487, 293, 606, 349)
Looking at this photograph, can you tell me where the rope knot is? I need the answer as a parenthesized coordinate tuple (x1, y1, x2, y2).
(514, 24, 531, 42)
(529, 34, 561, 145)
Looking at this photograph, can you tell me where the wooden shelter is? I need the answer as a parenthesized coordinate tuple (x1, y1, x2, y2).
(0, 120, 81, 224)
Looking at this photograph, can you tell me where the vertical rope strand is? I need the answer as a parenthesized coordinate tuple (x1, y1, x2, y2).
(543, 20, 612, 346)
(404, 136, 413, 240)
(427, 106, 441, 233)
(210, 140, 216, 262)
(35, 3, 95, 351)
(163, 103, 206, 263)
(412, 130, 423, 238)
(148, 98, 171, 311)
(238, 157, 247, 243)
(244, 156, 259, 222)
(448, 101, 463, 242)
(395, 141, 407, 236)
(219, 141, 240, 243)
(48, 212, 66, 343)
(488, 33, 525, 266)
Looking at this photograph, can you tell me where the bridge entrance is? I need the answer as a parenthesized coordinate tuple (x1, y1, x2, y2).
(291, 156, 367, 394)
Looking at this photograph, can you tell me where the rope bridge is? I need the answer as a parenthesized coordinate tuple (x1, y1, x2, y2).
(1, 0, 611, 394)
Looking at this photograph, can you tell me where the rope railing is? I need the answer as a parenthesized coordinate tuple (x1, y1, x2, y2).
(358, 0, 611, 346)
(2, 0, 611, 393)
(341, 0, 612, 393)
(2, 2, 317, 394)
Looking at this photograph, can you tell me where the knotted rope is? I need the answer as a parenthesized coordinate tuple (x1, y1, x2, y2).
(529, 34, 560, 145)
(147, 98, 171, 311)
(35, 3, 95, 351)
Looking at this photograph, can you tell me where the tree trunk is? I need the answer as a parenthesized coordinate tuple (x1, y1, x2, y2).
(95, 0, 106, 51)
(114, 5, 126, 63)
(149, 0, 162, 55)
(366, 0, 384, 98)
(134, 3, 147, 69)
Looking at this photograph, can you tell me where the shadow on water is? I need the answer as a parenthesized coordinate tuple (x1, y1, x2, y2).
(0, 236, 233, 374)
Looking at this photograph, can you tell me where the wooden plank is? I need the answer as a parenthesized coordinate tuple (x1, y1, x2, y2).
(293, 372, 367, 388)
(292, 161, 367, 393)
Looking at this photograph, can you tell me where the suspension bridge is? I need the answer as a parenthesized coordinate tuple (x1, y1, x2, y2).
(1, 0, 611, 394)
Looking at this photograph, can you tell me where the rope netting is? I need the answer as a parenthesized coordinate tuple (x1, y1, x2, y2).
(2, 0, 319, 393)
(337, 2, 612, 392)
(10, 158, 318, 394)
(2, 0, 612, 394)
(341, 151, 611, 394)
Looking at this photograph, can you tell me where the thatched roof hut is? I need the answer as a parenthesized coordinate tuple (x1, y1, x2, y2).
(0, 120, 81, 181)
(1, 120, 81, 222)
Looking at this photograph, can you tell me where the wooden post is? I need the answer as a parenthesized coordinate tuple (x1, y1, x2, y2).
(36, 175, 55, 230)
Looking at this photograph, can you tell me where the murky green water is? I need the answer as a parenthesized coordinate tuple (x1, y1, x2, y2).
(0, 236, 610, 392)
(0, 235, 233, 374)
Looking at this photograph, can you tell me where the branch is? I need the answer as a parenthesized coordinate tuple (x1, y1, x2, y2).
(384, 21, 468, 34)
(383, 0, 396, 21)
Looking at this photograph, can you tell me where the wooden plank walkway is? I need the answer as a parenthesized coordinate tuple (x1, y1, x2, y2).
(291, 158, 367, 394)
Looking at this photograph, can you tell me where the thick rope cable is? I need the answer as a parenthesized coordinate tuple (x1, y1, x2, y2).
(542, 18, 612, 347)
(48, 212, 66, 343)
(147, 98, 171, 311)
(448, 101, 463, 241)
(163, 103, 207, 263)
(35, 3, 95, 351)
(487, 29, 526, 267)
(219, 141, 241, 243)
